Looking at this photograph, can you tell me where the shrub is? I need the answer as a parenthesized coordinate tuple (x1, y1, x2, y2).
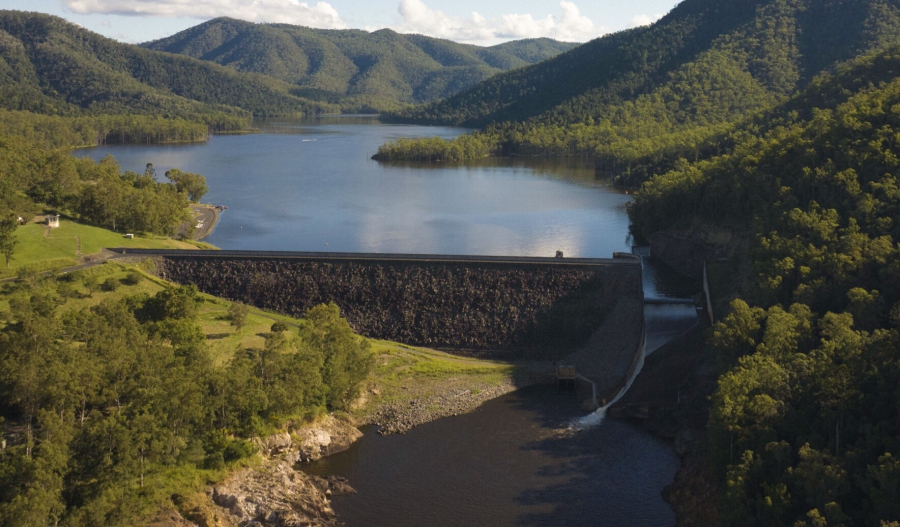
(228, 301, 249, 331)
(122, 270, 143, 285)
(100, 277, 120, 292)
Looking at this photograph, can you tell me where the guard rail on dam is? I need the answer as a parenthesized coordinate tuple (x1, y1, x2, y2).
(110, 249, 644, 400)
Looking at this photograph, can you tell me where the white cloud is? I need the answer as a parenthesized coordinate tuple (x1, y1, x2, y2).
(62, 0, 348, 29)
(396, 0, 607, 42)
(629, 13, 663, 27)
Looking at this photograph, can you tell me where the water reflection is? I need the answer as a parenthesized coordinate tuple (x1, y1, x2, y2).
(302, 387, 679, 527)
(78, 123, 633, 258)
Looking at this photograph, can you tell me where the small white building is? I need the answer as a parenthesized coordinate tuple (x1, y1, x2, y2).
(48, 214, 60, 228)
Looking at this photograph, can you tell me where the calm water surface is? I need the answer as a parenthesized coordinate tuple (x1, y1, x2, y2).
(78, 116, 632, 258)
(80, 117, 693, 526)
(303, 387, 680, 527)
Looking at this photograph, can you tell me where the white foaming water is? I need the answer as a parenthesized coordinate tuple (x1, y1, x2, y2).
(571, 249, 666, 431)
(571, 408, 607, 428)
(570, 324, 647, 430)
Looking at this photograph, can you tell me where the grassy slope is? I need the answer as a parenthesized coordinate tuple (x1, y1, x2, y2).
(363, 340, 517, 409)
(2, 220, 200, 276)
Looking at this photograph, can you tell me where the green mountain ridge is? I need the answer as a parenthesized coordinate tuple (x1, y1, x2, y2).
(390, 0, 900, 127)
(375, 0, 900, 190)
(0, 10, 336, 124)
(141, 17, 577, 108)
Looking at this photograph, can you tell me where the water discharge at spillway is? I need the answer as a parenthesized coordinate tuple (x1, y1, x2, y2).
(570, 248, 699, 429)
(570, 345, 646, 428)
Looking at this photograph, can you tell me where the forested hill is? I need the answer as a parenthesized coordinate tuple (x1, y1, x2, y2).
(389, 0, 900, 127)
(627, 42, 900, 526)
(0, 11, 335, 122)
(142, 18, 577, 108)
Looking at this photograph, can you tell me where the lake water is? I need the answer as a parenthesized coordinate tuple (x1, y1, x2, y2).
(79, 116, 633, 258)
(79, 116, 696, 527)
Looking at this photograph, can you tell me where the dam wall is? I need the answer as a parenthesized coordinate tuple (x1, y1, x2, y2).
(117, 250, 643, 358)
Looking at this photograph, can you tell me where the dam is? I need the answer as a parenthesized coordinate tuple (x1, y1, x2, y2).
(112, 249, 646, 405)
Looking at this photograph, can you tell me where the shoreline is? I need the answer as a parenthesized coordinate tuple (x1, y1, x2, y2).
(361, 374, 532, 435)
(188, 203, 221, 240)
(353, 344, 556, 435)
(165, 361, 542, 526)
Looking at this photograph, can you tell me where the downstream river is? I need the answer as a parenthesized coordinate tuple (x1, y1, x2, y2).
(80, 116, 697, 527)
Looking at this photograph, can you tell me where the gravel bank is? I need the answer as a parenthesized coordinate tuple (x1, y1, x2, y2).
(361, 365, 554, 435)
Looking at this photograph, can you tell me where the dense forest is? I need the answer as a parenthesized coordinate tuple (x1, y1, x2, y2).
(0, 272, 372, 524)
(0, 109, 227, 148)
(625, 39, 900, 527)
(376, 0, 900, 186)
(143, 18, 576, 110)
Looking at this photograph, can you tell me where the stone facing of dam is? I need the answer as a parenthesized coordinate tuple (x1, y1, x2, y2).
(125, 250, 642, 358)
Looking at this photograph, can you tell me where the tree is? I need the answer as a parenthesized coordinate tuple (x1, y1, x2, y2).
(140, 285, 203, 322)
(228, 302, 249, 332)
(710, 299, 766, 367)
(300, 303, 373, 411)
(165, 169, 209, 203)
(0, 212, 18, 269)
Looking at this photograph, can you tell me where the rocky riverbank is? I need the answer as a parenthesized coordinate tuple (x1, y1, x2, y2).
(364, 378, 520, 434)
(168, 416, 363, 527)
(356, 348, 555, 434)
(160, 354, 543, 527)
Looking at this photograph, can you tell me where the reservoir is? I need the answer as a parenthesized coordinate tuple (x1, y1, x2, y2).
(79, 116, 633, 258)
(79, 116, 697, 526)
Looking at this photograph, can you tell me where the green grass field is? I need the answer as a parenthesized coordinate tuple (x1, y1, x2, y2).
(2, 219, 210, 277)
(363, 339, 517, 409)
(31, 262, 299, 365)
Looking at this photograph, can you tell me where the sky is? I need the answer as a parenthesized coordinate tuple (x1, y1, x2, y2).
(1, 0, 682, 45)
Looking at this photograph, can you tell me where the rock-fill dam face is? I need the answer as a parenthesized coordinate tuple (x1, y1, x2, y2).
(127, 250, 643, 358)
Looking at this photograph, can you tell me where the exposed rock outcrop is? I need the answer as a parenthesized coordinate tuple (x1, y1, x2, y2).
(201, 416, 363, 527)
(212, 464, 338, 526)
(292, 415, 363, 462)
